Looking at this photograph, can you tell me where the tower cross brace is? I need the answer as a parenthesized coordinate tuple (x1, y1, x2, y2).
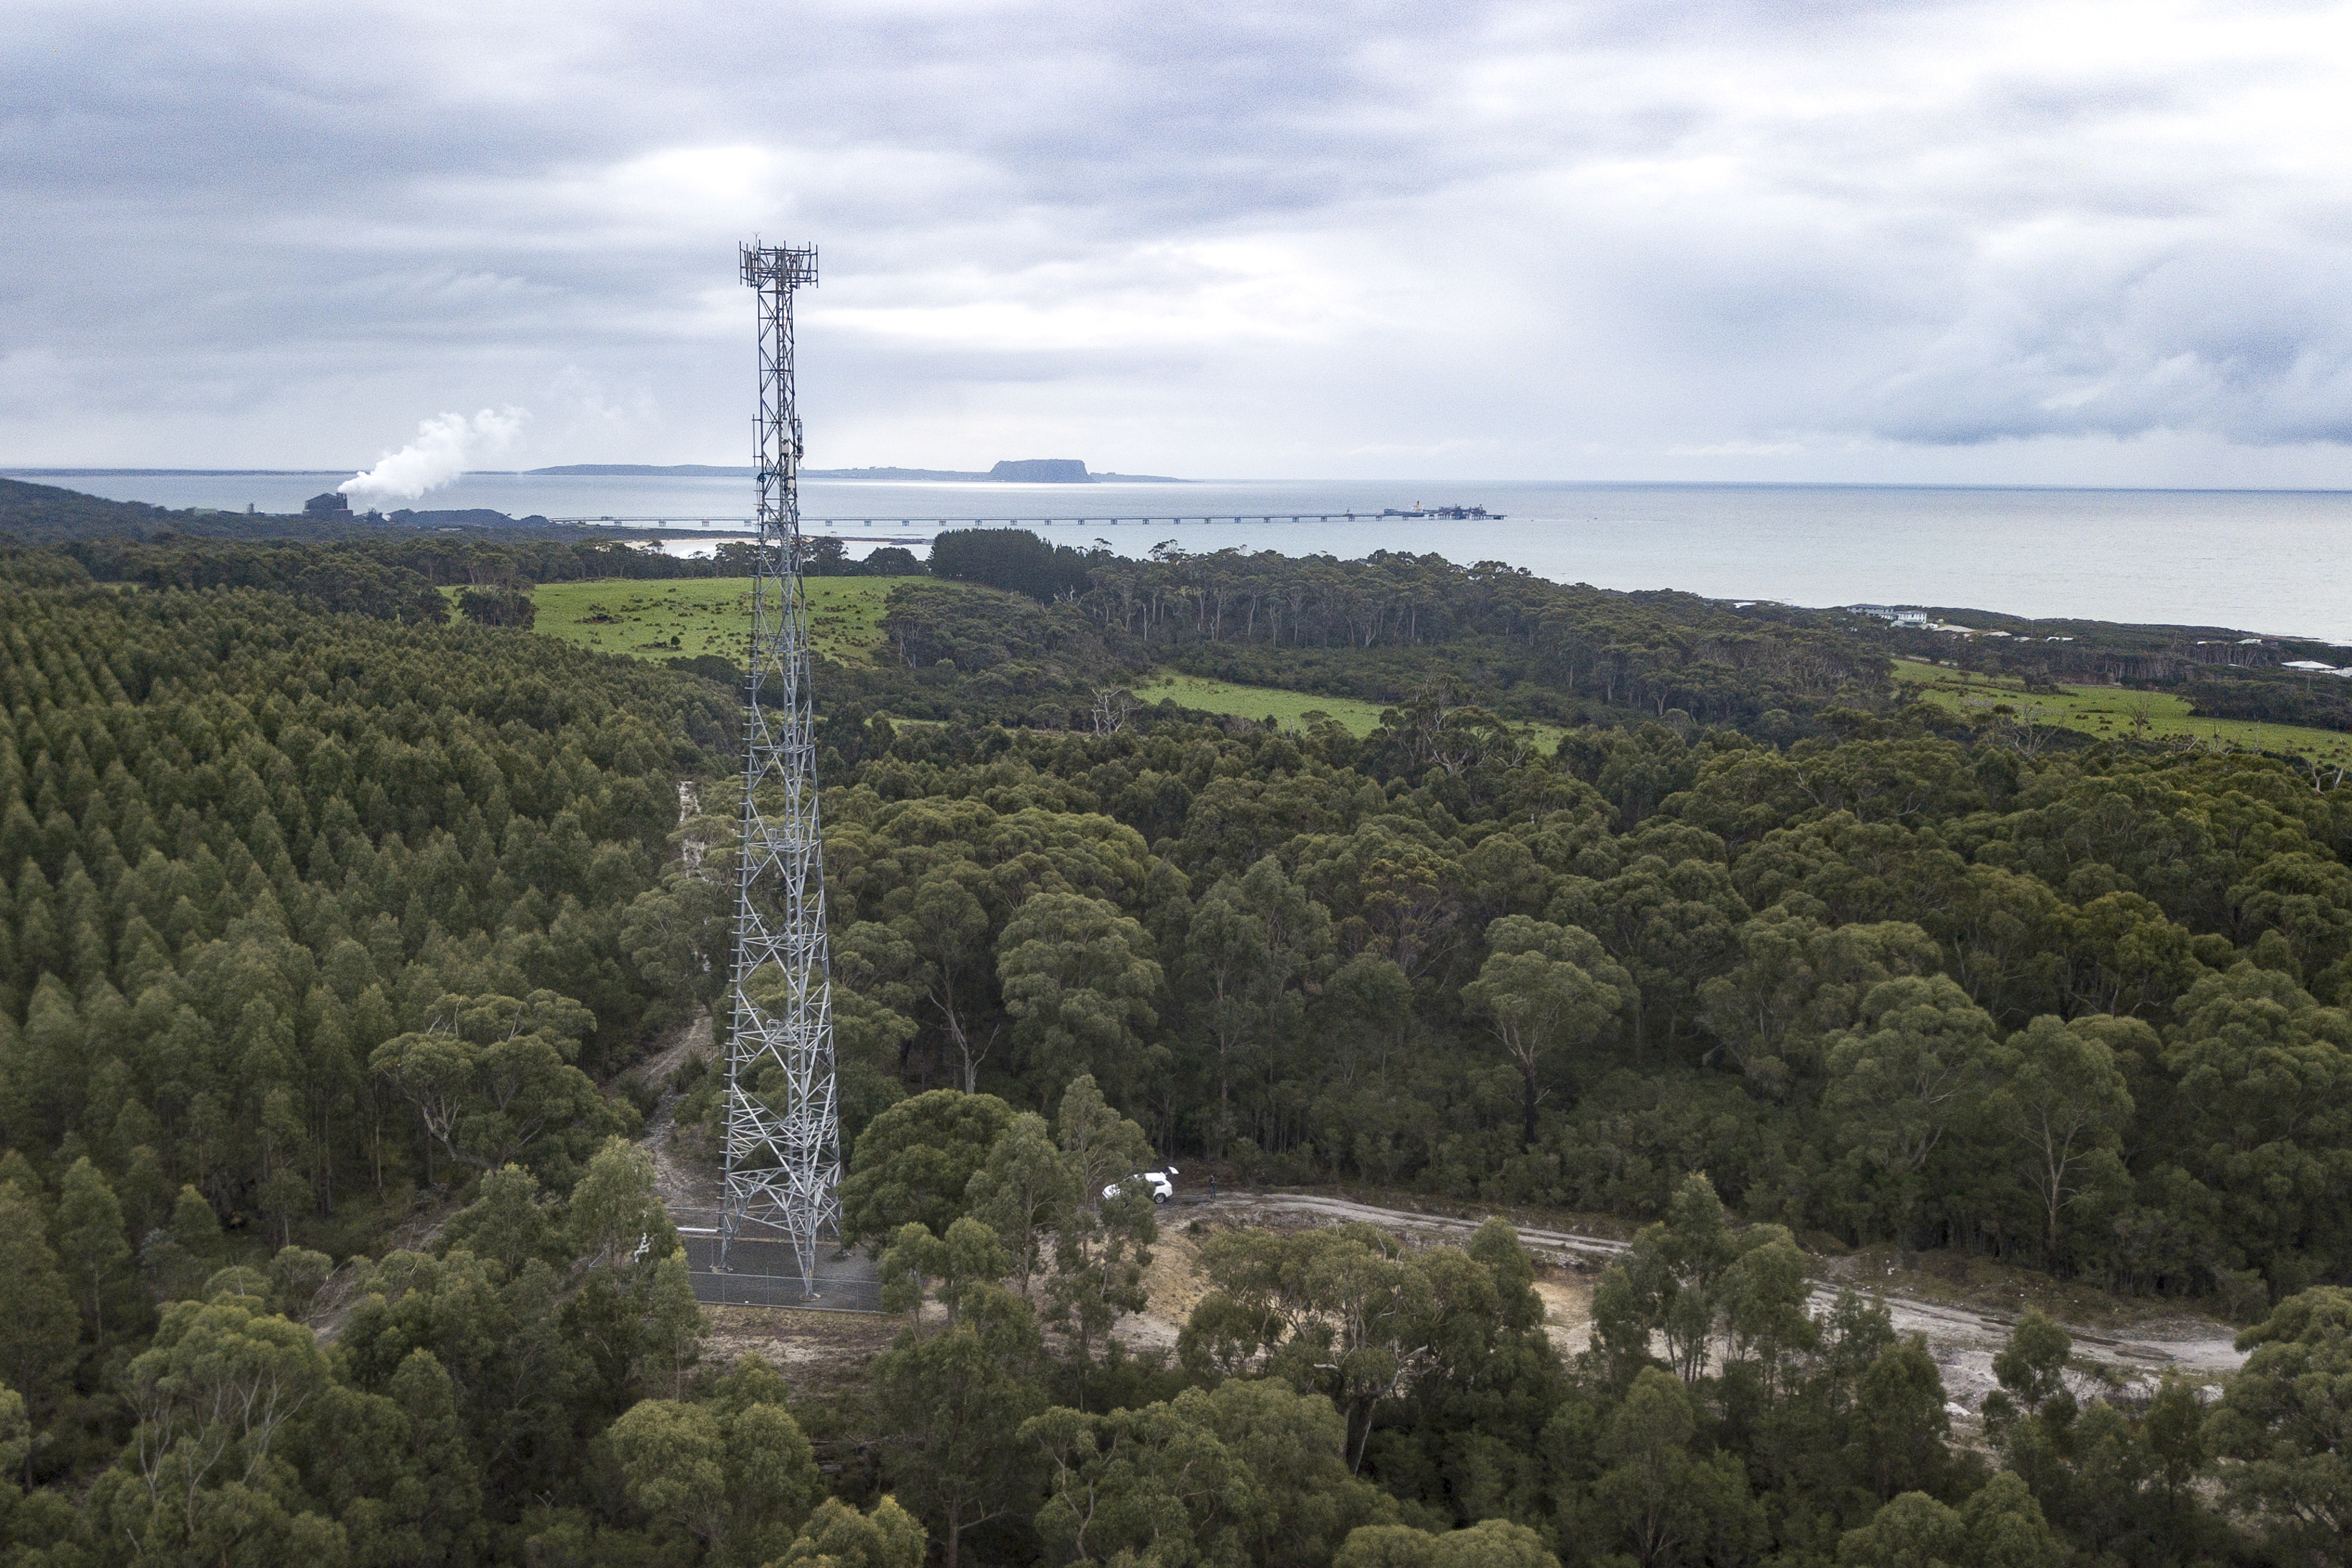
(719, 240, 840, 1292)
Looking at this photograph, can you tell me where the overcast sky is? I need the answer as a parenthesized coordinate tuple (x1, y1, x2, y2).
(9, 0, 2352, 484)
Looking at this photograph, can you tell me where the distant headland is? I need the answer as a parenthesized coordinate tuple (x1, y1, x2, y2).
(527, 459, 1189, 483)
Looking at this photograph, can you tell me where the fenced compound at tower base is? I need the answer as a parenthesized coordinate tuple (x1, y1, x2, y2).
(679, 1212, 880, 1314)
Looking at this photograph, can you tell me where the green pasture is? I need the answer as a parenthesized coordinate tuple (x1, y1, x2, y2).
(1139, 671, 1571, 748)
(523, 577, 1566, 746)
(528, 577, 916, 664)
(1135, 673, 1395, 735)
(1893, 657, 2352, 766)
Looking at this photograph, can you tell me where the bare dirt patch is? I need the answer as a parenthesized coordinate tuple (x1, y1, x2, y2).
(1534, 1269, 1595, 1358)
(702, 1304, 903, 1396)
(1114, 1219, 1213, 1353)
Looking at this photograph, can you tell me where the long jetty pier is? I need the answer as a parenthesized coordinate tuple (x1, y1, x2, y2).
(552, 514, 1377, 530)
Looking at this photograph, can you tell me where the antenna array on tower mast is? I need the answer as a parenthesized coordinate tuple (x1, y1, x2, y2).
(719, 241, 841, 1294)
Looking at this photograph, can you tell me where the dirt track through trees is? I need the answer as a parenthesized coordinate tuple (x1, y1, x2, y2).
(637, 1049, 2244, 1410)
(1213, 1192, 2248, 1410)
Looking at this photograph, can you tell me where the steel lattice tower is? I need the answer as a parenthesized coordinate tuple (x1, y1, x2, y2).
(719, 240, 839, 1292)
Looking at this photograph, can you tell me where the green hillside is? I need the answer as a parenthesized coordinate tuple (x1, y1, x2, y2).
(529, 579, 1454, 736)
(1895, 656, 2352, 766)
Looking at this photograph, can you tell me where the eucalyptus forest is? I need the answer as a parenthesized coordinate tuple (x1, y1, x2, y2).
(0, 485, 2347, 1568)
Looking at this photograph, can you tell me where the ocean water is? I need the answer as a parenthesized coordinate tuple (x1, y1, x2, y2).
(15, 471, 2351, 643)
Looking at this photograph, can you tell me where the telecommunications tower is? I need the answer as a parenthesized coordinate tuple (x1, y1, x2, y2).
(719, 241, 840, 1294)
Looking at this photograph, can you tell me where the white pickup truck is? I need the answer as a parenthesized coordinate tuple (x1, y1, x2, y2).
(1103, 1167, 1178, 1204)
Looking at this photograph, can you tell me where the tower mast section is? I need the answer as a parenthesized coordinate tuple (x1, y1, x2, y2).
(721, 241, 838, 1293)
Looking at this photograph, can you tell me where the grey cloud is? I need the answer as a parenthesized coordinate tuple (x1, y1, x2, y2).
(1864, 239, 2352, 444)
(6, 0, 2352, 473)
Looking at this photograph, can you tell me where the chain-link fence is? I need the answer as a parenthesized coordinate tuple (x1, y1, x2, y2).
(678, 1229, 882, 1315)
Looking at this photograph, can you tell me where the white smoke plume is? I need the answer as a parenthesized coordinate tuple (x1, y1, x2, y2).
(339, 406, 528, 509)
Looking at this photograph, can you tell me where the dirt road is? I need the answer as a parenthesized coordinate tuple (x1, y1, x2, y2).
(642, 1011, 723, 1217)
(1206, 1191, 2247, 1410)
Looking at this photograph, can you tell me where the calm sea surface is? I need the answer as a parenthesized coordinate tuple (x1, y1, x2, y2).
(17, 472, 2351, 643)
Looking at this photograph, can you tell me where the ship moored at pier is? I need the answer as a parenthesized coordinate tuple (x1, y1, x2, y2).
(1380, 504, 1503, 519)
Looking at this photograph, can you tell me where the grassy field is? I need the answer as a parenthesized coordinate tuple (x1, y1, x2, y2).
(1894, 657, 2352, 766)
(523, 578, 1567, 745)
(1139, 672, 1571, 748)
(1134, 674, 1396, 735)
(528, 577, 916, 664)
